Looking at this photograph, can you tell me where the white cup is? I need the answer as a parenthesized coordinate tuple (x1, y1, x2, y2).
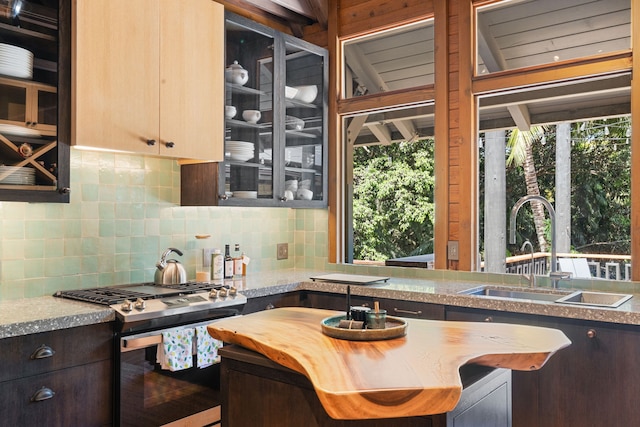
(225, 105, 236, 119)
(242, 110, 261, 124)
(285, 179, 298, 191)
(297, 188, 313, 200)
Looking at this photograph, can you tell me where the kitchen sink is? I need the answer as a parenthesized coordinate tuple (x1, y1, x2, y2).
(459, 286, 563, 302)
(460, 286, 633, 308)
(555, 291, 633, 308)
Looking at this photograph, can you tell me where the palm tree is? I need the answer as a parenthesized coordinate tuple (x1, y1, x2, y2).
(507, 126, 549, 251)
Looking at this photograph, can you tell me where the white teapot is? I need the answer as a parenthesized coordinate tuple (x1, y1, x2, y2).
(225, 61, 249, 86)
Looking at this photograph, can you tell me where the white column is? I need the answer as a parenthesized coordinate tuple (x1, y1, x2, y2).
(556, 123, 571, 253)
(483, 130, 506, 273)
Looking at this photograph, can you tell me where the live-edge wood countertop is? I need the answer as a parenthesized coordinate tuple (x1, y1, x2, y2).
(207, 306, 570, 420)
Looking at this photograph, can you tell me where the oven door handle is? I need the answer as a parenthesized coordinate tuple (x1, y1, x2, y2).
(120, 317, 239, 352)
(122, 334, 163, 350)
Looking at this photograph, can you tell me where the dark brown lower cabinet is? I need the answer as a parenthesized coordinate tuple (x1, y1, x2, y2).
(0, 323, 113, 427)
(220, 345, 512, 427)
(0, 359, 112, 426)
(301, 291, 445, 320)
(241, 291, 303, 314)
(446, 306, 640, 427)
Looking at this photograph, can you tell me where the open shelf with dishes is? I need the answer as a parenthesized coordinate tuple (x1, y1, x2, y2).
(0, 0, 70, 202)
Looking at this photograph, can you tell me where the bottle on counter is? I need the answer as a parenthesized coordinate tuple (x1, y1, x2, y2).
(241, 249, 248, 276)
(211, 249, 223, 280)
(224, 244, 234, 279)
(196, 248, 211, 282)
(233, 244, 243, 277)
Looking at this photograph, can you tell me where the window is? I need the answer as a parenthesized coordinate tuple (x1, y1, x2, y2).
(344, 104, 435, 264)
(479, 75, 631, 279)
(476, 0, 631, 75)
(341, 19, 436, 265)
(343, 20, 434, 98)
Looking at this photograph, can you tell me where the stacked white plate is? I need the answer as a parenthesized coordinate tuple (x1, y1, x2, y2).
(0, 123, 41, 138)
(0, 44, 34, 79)
(226, 140, 255, 162)
(233, 191, 257, 199)
(0, 166, 35, 185)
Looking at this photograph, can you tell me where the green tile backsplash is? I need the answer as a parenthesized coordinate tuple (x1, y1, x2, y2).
(0, 149, 329, 300)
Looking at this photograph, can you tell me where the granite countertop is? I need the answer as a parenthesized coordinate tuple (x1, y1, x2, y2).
(2, 268, 640, 339)
(0, 296, 115, 339)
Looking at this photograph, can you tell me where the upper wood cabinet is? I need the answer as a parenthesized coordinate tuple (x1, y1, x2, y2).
(72, 0, 224, 161)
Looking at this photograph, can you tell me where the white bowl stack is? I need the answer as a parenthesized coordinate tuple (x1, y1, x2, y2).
(226, 141, 255, 162)
(0, 44, 34, 79)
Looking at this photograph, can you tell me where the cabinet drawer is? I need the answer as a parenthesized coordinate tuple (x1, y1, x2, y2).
(0, 323, 113, 382)
(242, 292, 302, 314)
(302, 291, 372, 311)
(378, 298, 445, 320)
(446, 306, 536, 324)
(0, 359, 112, 427)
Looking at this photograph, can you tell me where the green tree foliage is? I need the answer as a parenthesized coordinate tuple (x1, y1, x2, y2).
(484, 118, 631, 256)
(352, 139, 435, 261)
(569, 119, 631, 254)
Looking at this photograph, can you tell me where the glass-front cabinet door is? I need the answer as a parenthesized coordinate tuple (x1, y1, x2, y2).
(218, 12, 327, 208)
(281, 39, 326, 204)
(0, 0, 70, 202)
(224, 16, 274, 203)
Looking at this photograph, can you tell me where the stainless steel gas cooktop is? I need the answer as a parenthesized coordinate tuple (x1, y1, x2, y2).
(54, 282, 247, 323)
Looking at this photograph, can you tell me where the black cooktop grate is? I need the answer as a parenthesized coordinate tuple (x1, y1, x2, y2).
(53, 288, 153, 305)
(161, 282, 225, 292)
(53, 282, 227, 305)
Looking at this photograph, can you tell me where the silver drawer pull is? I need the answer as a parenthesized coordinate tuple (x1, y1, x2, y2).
(30, 344, 55, 360)
(393, 308, 422, 316)
(31, 387, 55, 402)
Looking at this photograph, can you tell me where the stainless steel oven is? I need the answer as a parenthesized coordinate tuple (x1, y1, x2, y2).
(119, 318, 230, 427)
(54, 282, 246, 427)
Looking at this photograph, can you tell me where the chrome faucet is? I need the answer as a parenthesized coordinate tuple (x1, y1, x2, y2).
(509, 195, 567, 288)
(520, 239, 535, 287)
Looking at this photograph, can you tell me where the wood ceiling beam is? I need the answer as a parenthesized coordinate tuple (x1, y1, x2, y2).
(393, 118, 418, 141)
(477, 16, 533, 131)
(368, 123, 392, 145)
(507, 104, 531, 131)
(241, 0, 313, 24)
(305, 0, 328, 28)
(223, 0, 314, 36)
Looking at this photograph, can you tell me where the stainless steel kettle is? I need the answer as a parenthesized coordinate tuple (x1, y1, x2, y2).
(154, 247, 188, 285)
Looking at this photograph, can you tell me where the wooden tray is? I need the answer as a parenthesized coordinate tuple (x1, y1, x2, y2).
(321, 314, 407, 341)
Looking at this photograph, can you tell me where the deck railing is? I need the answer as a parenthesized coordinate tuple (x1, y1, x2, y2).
(356, 253, 632, 280)
(506, 253, 632, 280)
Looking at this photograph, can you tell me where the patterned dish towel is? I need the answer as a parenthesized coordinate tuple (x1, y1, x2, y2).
(196, 325, 223, 369)
(157, 328, 195, 371)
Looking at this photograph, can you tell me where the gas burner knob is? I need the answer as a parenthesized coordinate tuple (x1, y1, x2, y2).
(228, 286, 237, 296)
(134, 298, 146, 310)
(121, 299, 133, 312)
(208, 289, 218, 299)
(218, 288, 228, 298)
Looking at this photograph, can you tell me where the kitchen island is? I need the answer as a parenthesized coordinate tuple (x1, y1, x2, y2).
(207, 307, 570, 424)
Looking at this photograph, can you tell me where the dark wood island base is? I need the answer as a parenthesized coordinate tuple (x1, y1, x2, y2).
(220, 345, 512, 427)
